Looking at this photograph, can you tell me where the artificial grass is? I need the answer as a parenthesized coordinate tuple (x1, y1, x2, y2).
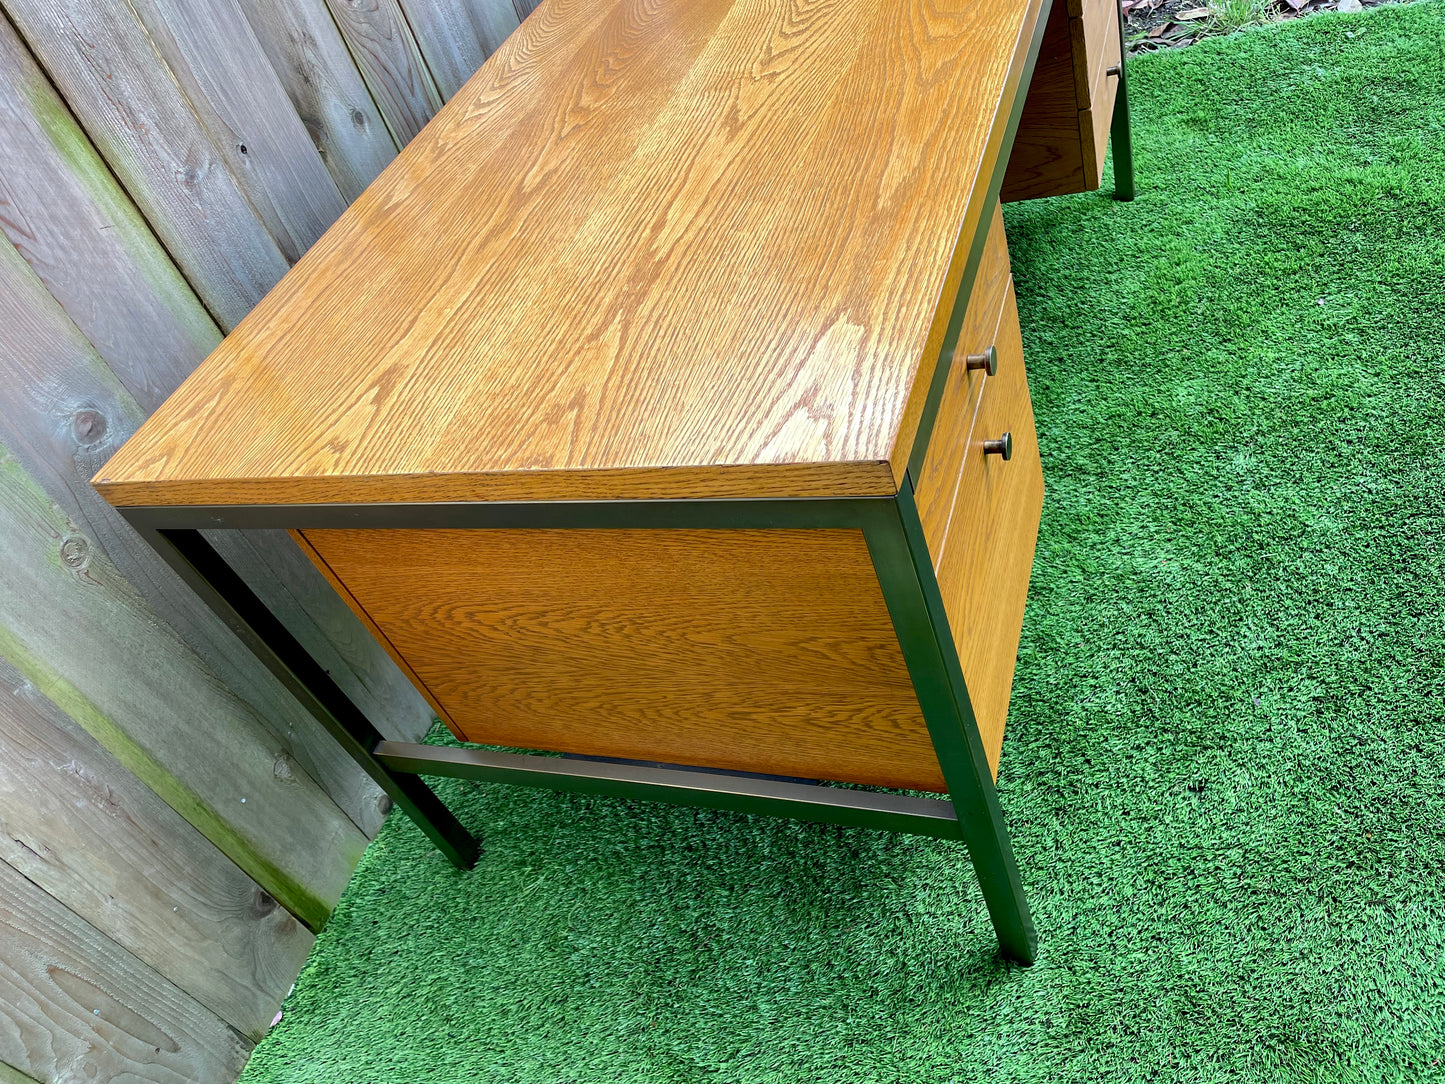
(241, 5, 1445, 1081)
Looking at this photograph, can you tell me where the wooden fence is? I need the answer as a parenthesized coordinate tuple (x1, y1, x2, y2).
(0, 1, 528, 1078)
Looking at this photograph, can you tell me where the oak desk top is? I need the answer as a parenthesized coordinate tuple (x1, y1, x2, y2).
(96, 0, 1045, 508)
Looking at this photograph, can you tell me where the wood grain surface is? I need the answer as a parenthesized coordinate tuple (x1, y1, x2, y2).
(914, 204, 1010, 563)
(0, 16, 222, 410)
(1078, 0, 1120, 187)
(96, 0, 1046, 508)
(933, 279, 1043, 775)
(0, 656, 312, 1041)
(0, 1059, 38, 1083)
(0, 21, 434, 793)
(0, 859, 252, 1084)
(0, 411, 367, 931)
(320, 0, 443, 145)
(398, 0, 519, 100)
(1, 0, 292, 329)
(1070, 0, 1111, 104)
(235, 0, 400, 201)
(122, 0, 349, 262)
(301, 527, 948, 791)
(0, 227, 397, 839)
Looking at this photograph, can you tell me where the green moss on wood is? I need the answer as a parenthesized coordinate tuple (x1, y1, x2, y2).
(0, 623, 334, 932)
(0, 1058, 43, 1084)
(18, 67, 221, 355)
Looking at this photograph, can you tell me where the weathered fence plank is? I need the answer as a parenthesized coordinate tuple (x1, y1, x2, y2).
(0, 1060, 39, 1084)
(0, 655, 314, 1041)
(0, 440, 368, 930)
(322, 0, 441, 144)
(235, 0, 399, 200)
(0, 859, 253, 1084)
(0, 1, 289, 328)
(213, 529, 434, 744)
(123, 0, 349, 260)
(0, 16, 221, 412)
(0, 14, 433, 784)
(0, 230, 396, 838)
(397, 0, 516, 100)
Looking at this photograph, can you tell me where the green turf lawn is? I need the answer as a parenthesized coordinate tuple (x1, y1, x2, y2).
(241, 4, 1445, 1080)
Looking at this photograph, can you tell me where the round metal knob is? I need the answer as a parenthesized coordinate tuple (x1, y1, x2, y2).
(1106, 64, 1121, 78)
(963, 344, 998, 376)
(983, 432, 1013, 461)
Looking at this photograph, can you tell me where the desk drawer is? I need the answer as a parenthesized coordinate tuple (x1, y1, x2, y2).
(914, 204, 1012, 558)
(933, 279, 1045, 777)
(1077, 0, 1122, 186)
(1002, 0, 1121, 200)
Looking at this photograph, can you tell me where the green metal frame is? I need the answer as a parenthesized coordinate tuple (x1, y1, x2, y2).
(123, 478, 1037, 965)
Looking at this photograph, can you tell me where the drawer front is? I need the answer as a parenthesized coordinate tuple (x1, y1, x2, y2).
(1071, 0, 1114, 107)
(933, 278, 1044, 777)
(1077, 0, 1122, 186)
(1002, 0, 1120, 199)
(914, 203, 1012, 559)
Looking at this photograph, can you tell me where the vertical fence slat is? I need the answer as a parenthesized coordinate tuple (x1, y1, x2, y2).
(0, 440, 366, 931)
(0, 859, 253, 1084)
(397, 0, 517, 100)
(322, 0, 441, 144)
(0, 656, 315, 1042)
(0, 10, 434, 807)
(0, 15, 220, 411)
(0, 231, 396, 839)
(0, 238, 367, 930)
(122, 0, 349, 259)
(0, 1, 290, 330)
(234, 0, 399, 201)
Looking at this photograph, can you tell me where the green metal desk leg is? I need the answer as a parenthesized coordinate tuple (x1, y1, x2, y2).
(862, 487, 1039, 966)
(1111, 0, 1136, 202)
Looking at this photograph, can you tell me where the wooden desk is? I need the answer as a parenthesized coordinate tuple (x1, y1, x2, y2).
(96, 0, 1133, 964)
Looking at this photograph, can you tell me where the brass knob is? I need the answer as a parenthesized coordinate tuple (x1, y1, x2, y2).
(963, 345, 998, 376)
(983, 432, 1013, 461)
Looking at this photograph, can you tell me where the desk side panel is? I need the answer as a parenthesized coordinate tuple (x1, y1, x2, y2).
(298, 527, 948, 792)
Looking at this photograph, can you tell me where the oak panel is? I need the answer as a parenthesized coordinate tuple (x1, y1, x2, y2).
(914, 203, 1011, 564)
(301, 527, 948, 791)
(1070, 0, 1113, 105)
(1000, 0, 1085, 202)
(95, 0, 1046, 508)
(934, 280, 1043, 775)
(1079, 0, 1121, 188)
